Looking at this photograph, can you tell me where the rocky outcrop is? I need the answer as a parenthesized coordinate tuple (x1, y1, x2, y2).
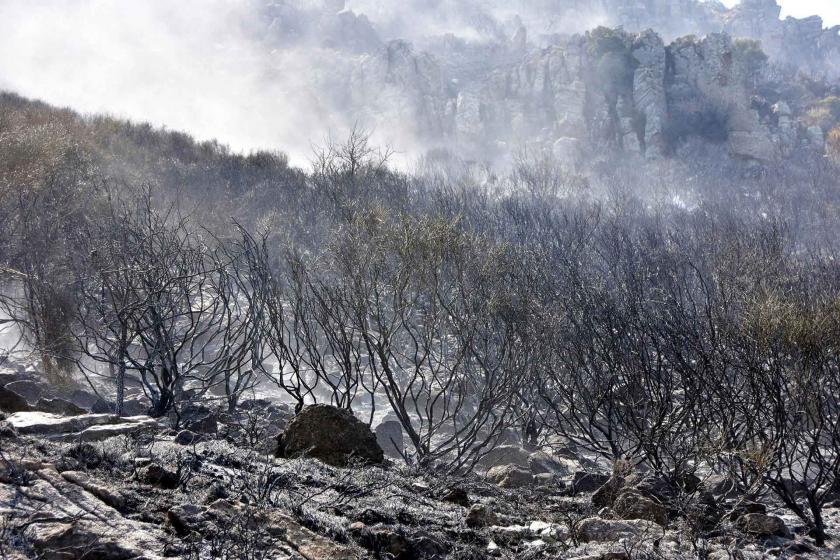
(0, 463, 168, 559)
(668, 33, 776, 161)
(5, 411, 159, 441)
(276, 404, 384, 466)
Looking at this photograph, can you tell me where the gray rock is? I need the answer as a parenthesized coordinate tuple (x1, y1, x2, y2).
(528, 451, 568, 475)
(61, 470, 125, 509)
(702, 474, 744, 499)
(167, 503, 207, 535)
(0, 464, 168, 560)
(66, 389, 99, 409)
(5, 411, 159, 441)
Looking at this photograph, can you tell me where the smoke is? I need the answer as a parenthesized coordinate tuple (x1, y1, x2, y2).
(0, 0, 357, 166)
(1, 0, 836, 170)
(0, 0, 608, 169)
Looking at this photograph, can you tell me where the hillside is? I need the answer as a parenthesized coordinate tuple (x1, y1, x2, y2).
(2, 1, 840, 559)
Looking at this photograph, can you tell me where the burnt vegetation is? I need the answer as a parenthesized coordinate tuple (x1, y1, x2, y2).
(2, 88, 840, 554)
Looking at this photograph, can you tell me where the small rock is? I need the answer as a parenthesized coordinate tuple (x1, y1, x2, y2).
(204, 480, 230, 503)
(737, 513, 791, 539)
(174, 429, 200, 445)
(571, 471, 611, 494)
(466, 504, 498, 528)
(592, 475, 626, 508)
(347, 521, 366, 534)
(528, 451, 568, 475)
(139, 463, 179, 489)
(442, 486, 470, 507)
(612, 489, 668, 526)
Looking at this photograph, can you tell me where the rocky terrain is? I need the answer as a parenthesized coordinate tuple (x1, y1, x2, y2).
(247, 0, 840, 166)
(3, 2, 840, 560)
(2, 370, 839, 559)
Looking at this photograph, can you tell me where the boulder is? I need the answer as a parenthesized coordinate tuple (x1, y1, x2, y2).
(701, 474, 744, 499)
(576, 517, 663, 543)
(91, 396, 150, 416)
(726, 500, 767, 521)
(167, 504, 207, 536)
(486, 464, 534, 488)
(375, 420, 404, 458)
(612, 489, 668, 526)
(276, 404, 384, 467)
(737, 513, 791, 538)
(66, 389, 99, 410)
(185, 412, 217, 435)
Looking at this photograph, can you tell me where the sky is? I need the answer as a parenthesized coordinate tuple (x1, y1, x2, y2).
(779, 1, 839, 25)
(722, 0, 840, 26)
